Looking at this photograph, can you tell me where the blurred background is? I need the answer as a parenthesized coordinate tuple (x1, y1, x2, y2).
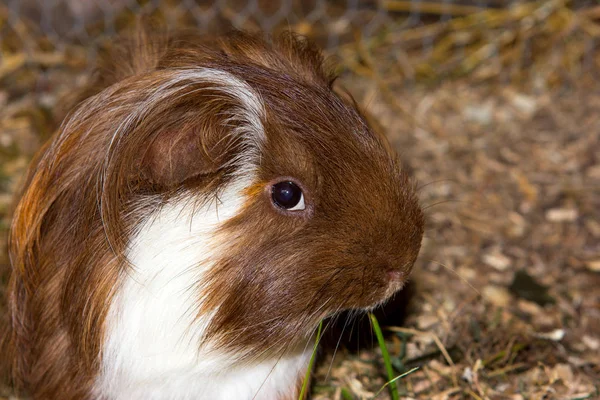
(1, 1, 599, 399)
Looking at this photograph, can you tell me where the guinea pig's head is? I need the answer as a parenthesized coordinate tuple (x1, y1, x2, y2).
(9, 31, 423, 369)
(131, 32, 425, 355)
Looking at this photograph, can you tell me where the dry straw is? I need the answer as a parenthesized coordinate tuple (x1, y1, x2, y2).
(339, 0, 600, 86)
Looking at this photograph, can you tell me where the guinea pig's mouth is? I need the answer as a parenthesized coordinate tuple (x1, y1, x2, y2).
(369, 270, 408, 309)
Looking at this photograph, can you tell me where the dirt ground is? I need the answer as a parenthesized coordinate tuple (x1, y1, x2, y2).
(1, 7, 600, 400)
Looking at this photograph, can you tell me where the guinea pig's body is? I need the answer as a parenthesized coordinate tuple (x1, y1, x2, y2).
(1, 30, 424, 399)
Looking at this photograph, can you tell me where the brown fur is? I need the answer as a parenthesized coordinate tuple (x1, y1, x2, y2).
(1, 28, 424, 399)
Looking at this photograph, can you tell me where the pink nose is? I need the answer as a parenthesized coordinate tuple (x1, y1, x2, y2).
(386, 269, 405, 282)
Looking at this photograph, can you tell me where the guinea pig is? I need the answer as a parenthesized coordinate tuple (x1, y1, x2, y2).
(1, 29, 424, 400)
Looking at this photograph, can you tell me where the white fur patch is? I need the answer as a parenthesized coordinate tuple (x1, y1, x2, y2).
(103, 68, 266, 170)
(55, 68, 266, 169)
(95, 181, 311, 399)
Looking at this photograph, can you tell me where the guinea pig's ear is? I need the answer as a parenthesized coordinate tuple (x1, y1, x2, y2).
(141, 124, 221, 186)
(136, 70, 266, 188)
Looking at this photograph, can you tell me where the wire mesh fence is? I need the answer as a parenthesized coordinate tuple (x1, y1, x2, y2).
(2, 0, 518, 49)
(1, 0, 599, 86)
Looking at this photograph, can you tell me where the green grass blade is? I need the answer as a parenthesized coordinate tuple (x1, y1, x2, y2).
(341, 387, 354, 400)
(373, 367, 420, 399)
(298, 319, 324, 400)
(369, 313, 399, 400)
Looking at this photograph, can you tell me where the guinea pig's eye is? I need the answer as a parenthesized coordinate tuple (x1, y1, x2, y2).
(271, 181, 305, 211)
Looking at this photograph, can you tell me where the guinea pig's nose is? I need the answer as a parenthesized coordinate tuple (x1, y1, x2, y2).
(386, 268, 405, 282)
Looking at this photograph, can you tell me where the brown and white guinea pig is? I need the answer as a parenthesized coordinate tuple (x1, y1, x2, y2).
(1, 29, 424, 400)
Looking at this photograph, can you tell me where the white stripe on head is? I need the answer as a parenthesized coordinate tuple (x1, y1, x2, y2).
(102, 68, 266, 172)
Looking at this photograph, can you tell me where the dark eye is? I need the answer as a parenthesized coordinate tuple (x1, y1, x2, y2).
(271, 181, 305, 211)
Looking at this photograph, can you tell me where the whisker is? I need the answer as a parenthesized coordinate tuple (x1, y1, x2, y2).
(426, 259, 480, 295)
(422, 199, 464, 211)
(324, 296, 355, 381)
(368, 312, 374, 349)
(218, 315, 286, 335)
(416, 178, 459, 192)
